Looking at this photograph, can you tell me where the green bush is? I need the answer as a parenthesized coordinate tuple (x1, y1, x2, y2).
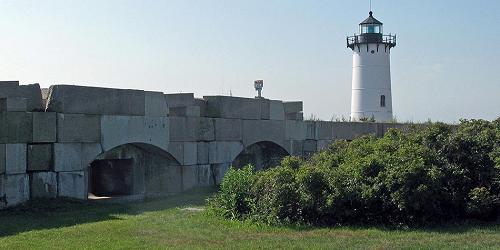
(209, 118, 500, 226)
(426, 120, 500, 217)
(296, 165, 331, 224)
(207, 165, 255, 220)
(466, 187, 498, 219)
(280, 156, 303, 170)
(251, 166, 301, 224)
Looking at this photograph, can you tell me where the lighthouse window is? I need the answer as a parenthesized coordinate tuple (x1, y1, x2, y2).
(380, 95, 386, 107)
(361, 24, 382, 34)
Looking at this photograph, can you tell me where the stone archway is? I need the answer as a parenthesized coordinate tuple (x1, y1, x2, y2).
(232, 141, 290, 171)
(88, 143, 181, 200)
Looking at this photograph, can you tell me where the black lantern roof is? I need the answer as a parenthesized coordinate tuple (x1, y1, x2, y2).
(359, 11, 383, 25)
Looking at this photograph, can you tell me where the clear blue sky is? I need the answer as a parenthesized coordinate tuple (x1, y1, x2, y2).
(0, 0, 499, 122)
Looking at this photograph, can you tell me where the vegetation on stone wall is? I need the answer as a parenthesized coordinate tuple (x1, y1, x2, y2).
(208, 118, 500, 226)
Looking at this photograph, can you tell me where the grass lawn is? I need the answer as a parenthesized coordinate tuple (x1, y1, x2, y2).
(0, 189, 499, 250)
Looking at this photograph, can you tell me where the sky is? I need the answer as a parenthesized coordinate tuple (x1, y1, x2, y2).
(0, 0, 499, 122)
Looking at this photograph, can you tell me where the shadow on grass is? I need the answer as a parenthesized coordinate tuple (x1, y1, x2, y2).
(287, 222, 500, 234)
(1, 187, 498, 238)
(270, 218, 500, 235)
(0, 188, 216, 237)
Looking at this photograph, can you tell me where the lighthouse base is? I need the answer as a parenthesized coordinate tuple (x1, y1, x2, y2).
(351, 111, 393, 123)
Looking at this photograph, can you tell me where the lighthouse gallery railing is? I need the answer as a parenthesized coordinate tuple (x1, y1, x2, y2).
(347, 34, 396, 49)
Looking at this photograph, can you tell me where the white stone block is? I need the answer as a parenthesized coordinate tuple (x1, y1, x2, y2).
(30, 172, 57, 198)
(331, 122, 378, 140)
(182, 165, 198, 191)
(54, 143, 102, 172)
(183, 142, 197, 166)
(18, 83, 43, 111)
(0, 97, 27, 112)
(0, 144, 27, 174)
(197, 142, 209, 165)
(285, 112, 304, 121)
(57, 171, 87, 200)
(283, 101, 303, 113)
(165, 93, 195, 108)
(270, 100, 285, 121)
(32, 112, 56, 143)
(306, 121, 316, 140)
(145, 91, 168, 116)
(100, 115, 169, 152)
(46, 85, 145, 116)
(169, 106, 201, 117)
(27, 144, 52, 171)
(0, 112, 33, 144)
(168, 142, 197, 166)
(1, 174, 29, 208)
(53, 143, 83, 172)
(0, 81, 19, 99)
(316, 121, 334, 140)
(285, 120, 307, 140)
(260, 99, 270, 120)
(214, 119, 242, 141)
(285, 140, 304, 156)
(204, 96, 261, 120)
(194, 98, 208, 117)
(242, 120, 286, 148)
(209, 141, 243, 164)
(169, 117, 214, 142)
(197, 164, 213, 187)
(303, 140, 317, 153)
(57, 113, 101, 142)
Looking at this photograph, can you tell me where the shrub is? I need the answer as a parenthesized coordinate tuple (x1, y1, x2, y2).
(207, 165, 255, 220)
(208, 118, 500, 226)
(296, 165, 330, 224)
(280, 156, 303, 170)
(250, 166, 301, 224)
(466, 187, 498, 220)
(439, 120, 499, 216)
(308, 140, 349, 169)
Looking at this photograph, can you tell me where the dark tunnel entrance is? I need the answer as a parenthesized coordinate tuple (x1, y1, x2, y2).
(232, 141, 289, 171)
(90, 159, 134, 197)
(87, 143, 181, 200)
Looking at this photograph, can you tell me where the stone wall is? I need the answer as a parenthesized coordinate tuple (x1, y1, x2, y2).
(0, 82, 416, 208)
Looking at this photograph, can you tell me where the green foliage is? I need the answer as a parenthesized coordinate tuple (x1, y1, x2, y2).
(296, 165, 331, 224)
(251, 166, 301, 224)
(207, 165, 255, 220)
(491, 118, 500, 168)
(466, 187, 498, 219)
(209, 118, 500, 226)
(280, 156, 303, 170)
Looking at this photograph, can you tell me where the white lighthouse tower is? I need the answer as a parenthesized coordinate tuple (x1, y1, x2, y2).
(347, 11, 396, 122)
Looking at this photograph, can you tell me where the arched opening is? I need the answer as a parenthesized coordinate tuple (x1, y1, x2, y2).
(232, 141, 289, 171)
(88, 143, 181, 200)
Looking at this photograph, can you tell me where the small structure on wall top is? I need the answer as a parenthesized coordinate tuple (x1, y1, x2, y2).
(254, 80, 264, 99)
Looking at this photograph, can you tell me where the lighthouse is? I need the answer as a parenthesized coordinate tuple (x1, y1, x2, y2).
(347, 11, 396, 122)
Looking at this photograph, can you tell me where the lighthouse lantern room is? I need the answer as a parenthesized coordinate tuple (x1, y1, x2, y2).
(347, 11, 396, 122)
